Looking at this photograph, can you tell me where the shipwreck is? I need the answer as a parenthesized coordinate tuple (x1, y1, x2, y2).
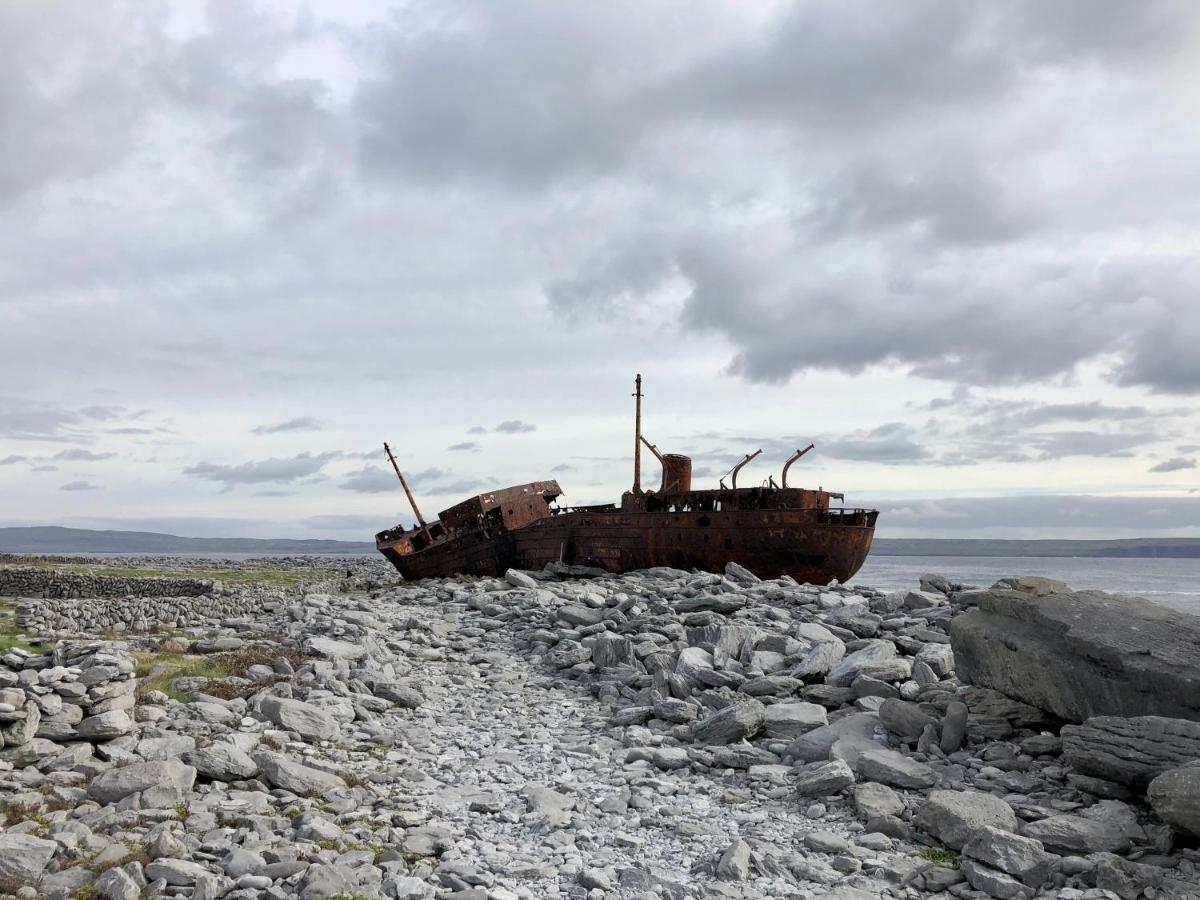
(375, 375, 878, 583)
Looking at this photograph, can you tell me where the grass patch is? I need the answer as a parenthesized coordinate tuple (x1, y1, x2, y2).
(0, 600, 40, 654)
(4, 801, 48, 828)
(135, 652, 230, 702)
(0, 563, 333, 587)
(917, 847, 959, 869)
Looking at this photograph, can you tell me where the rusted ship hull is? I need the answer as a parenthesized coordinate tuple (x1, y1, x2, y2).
(375, 375, 879, 586)
(378, 506, 876, 584)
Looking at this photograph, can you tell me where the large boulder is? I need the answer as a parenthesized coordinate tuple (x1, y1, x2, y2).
(962, 826, 1052, 887)
(87, 759, 197, 804)
(0, 833, 58, 887)
(253, 751, 347, 795)
(914, 789, 1018, 850)
(1148, 764, 1200, 837)
(691, 701, 765, 745)
(1023, 813, 1131, 855)
(950, 588, 1200, 722)
(259, 696, 340, 743)
(786, 713, 880, 763)
(1061, 716, 1200, 789)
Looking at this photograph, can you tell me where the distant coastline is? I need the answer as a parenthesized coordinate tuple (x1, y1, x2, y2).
(0, 526, 373, 555)
(0, 526, 1198, 559)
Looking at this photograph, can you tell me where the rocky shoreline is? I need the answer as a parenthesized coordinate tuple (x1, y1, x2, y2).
(0, 560, 1196, 899)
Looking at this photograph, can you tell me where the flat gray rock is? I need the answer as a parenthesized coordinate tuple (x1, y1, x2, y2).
(853, 746, 935, 790)
(914, 789, 1018, 850)
(303, 636, 367, 660)
(0, 833, 58, 886)
(951, 588, 1200, 722)
(763, 701, 827, 739)
(1022, 813, 1131, 855)
(787, 713, 879, 763)
(1148, 765, 1200, 837)
(259, 696, 340, 742)
(795, 759, 854, 798)
(1061, 715, 1200, 788)
(691, 700, 765, 745)
(252, 751, 346, 795)
(185, 742, 259, 781)
(962, 825, 1051, 887)
(87, 759, 197, 804)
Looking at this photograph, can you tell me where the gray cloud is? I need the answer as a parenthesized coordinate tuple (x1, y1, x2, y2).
(874, 494, 1200, 536)
(467, 426, 488, 435)
(32, 465, 57, 472)
(184, 452, 338, 488)
(252, 417, 324, 435)
(821, 423, 932, 464)
(60, 480, 100, 492)
(551, 464, 572, 472)
(0, 455, 27, 466)
(494, 420, 536, 434)
(447, 442, 479, 452)
(53, 448, 116, 462)
(339, 465, 450, 495)
(1150, 457, 1197, 473)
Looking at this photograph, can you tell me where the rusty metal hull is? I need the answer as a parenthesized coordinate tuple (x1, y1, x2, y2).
(378, 505, 875, 584)
(513, 507, 875, 583)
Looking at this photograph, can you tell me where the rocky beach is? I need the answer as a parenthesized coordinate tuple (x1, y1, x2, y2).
(0, 557, 1196, 900)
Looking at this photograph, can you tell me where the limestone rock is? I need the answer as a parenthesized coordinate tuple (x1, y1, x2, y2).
(88, 759, 197, 804)
(1061, 715, 1200, 788)
(1022, 813, 1131, 855)
(185, 742, 259, 782)
(826, 640, 898, 687)
(795, 759, 854, 798)
(0, 833, 58, 886)
(878, 698, 936, 742)
(259, 696, 340, 742)
(253, 751, 346, 795)
(959, 858, 1026, 900)
(962, 825, 1051, 887)
(1148, 764, 1200, 837)
(691, 700, 765, 745)
(787, 713, 879, 763)
(853, 746, 935, 790)
(852, 782, 904, 820)
(914, 790, 1018, 850)
(763, 701, 827, 740)
(950, 588, 1200, 722)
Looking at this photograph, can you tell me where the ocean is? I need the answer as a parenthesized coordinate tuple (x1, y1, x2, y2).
(852, 555, 1200, 614)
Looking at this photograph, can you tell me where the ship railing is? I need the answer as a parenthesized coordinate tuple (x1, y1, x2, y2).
(820, 507, 878, 526)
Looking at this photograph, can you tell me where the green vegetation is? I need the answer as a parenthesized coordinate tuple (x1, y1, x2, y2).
(917, 847, 959, 869)
(135, 651, 230, 702)
(0, 600, 39, 653)
(0, 561, 335, 586)
(74, 884, 98, 900)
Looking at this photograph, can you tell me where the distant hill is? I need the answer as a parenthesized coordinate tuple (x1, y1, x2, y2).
(0, 526, 374, 555)
(872, 537, 1200, 558)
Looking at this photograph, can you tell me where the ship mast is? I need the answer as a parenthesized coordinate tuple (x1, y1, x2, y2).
(384, 442, 431, 541)
(632, 373, 643, 493)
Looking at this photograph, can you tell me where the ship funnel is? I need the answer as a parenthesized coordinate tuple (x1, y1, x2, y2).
(660, 454, 692, 493)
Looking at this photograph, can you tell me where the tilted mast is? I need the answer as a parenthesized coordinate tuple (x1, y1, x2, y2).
(383, 442, 431, 542)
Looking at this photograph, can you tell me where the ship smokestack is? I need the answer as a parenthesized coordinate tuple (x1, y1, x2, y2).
(660, 454, 692, 493)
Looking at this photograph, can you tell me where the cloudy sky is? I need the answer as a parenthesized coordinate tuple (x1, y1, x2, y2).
(2, 0, 1199, 541)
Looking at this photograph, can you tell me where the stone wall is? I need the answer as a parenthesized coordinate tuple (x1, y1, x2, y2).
(0, 641, 136, 754)
(15, 593, 281, 634)
(0, 568, 213, 599)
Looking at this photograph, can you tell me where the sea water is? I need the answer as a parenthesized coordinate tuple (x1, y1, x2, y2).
(852, 555, 1200, 614)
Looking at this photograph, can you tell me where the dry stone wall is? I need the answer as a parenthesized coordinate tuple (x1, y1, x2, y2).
(0, 567, 212, 599)
(15, 593, 282, 633)
(0, 641, 136, 754)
